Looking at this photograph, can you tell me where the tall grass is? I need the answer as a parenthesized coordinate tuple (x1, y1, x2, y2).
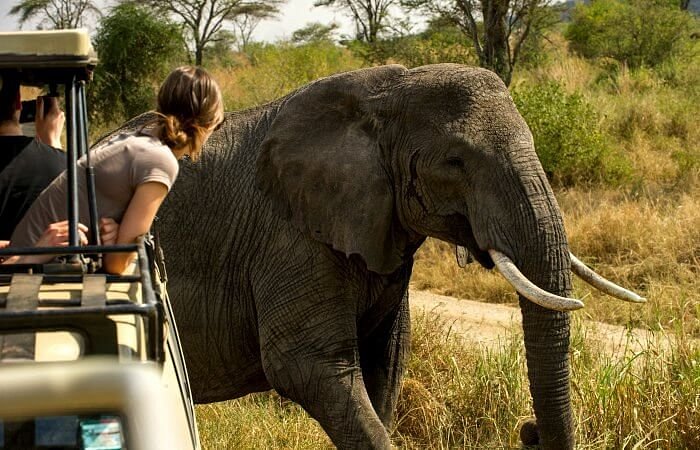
(197, 313, 700, 448)
(210, 42, 364, 111)
(197, 395, 332, 449)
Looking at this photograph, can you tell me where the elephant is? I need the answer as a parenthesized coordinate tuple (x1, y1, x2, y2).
(108, 63, 643, 449)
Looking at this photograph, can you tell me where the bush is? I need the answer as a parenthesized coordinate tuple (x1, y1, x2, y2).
(90, 3, 187, 125)
(357, 21, 476, 67)
(512, 82, 630, 186)
(565, 0, 694, 68)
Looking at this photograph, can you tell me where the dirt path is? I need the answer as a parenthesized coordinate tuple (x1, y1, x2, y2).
(409, 289, 674, 356)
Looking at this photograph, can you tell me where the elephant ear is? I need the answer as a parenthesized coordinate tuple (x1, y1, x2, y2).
(257, 65, 408, 274)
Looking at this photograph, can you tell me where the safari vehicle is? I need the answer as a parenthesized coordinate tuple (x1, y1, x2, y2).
(0, 29, 200, 449)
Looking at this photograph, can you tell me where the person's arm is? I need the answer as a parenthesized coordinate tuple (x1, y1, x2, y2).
(34, 96, 65, 149)
(103, 182, 168, 274)
(1, 221, 88, 265)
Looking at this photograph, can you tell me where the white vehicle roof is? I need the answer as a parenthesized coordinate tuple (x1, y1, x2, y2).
(0, 29, 97, 69)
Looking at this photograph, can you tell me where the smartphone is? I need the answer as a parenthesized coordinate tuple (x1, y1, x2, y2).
(19, 99, 37, 123)
(19, 95, 57, 123)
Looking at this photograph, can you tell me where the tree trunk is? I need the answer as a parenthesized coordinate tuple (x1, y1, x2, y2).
(195, 45, 204, 66)
(481, 0, 513, 86)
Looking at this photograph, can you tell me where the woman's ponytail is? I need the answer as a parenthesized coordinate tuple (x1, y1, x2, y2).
(157, 113, 189, 150)
(154, 66, 223, 161)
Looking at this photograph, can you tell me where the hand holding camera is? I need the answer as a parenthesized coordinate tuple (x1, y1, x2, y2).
(35, 95, 65, 149)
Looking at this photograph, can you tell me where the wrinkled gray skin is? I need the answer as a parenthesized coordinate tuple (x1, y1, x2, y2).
(110, 64, 574, 449)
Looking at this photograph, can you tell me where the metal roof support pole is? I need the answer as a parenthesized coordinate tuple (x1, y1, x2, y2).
(77, 82, 101, 249)
(64, 77, 80, 249)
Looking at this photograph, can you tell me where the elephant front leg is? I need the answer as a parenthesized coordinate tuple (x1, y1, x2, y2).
(359, 291, 411, 429)
(262, 343, 391, 449)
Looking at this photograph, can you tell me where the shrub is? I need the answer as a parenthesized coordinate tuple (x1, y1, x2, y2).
(361, 22, 476, 67)
(565, 0, 694, 68)
(89, 3, 187, 125)
(512, 82, 630, 186)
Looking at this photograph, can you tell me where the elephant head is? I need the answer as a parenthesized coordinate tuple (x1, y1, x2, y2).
(256, 64, 642, 447)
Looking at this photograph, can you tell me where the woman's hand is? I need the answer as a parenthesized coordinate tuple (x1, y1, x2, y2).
(35, 96, 65, 149)
(99, 218, 119, 245)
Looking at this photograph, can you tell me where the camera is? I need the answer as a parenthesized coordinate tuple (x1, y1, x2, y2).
(19, 95, 57, 123)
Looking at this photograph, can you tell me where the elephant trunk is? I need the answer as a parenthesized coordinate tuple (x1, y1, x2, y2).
(520, 297, 574, 449)
(516, 179, 574, 449)
(486, 165, 575, 448)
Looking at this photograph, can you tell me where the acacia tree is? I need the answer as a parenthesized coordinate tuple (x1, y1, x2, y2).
(314, 0, 398, 43)
(10, 0, 101, 29)
(291, 22, 340, 44)
(402, 0, 558, 85)
(131, 0, 283, 65)
(231, 9, 276, 53)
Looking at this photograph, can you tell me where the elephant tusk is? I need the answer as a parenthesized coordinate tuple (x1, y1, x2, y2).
(488, 249, 585, 312)
(569, 253, 646, 303)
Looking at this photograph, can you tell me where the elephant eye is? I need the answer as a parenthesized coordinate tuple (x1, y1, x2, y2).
(445, 156, 465, 169)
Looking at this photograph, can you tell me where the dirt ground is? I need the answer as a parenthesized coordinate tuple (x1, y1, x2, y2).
(409, 289, 676, 356)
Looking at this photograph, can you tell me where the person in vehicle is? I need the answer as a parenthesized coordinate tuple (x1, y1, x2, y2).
(10, 66, 224, 273)
(0, 72, 66, 239)
(0, 72, 119, 264)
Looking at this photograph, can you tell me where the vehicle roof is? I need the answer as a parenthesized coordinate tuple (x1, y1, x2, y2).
(0, 29, 97, 70)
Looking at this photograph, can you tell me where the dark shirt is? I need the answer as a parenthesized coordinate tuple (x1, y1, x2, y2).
(0, 136, 65, 240)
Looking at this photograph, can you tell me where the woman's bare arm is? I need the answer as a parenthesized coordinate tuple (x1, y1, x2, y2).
(103, 182, 168, 274)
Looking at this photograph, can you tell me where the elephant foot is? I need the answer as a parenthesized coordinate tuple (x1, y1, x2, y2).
(520, 418, 539, 447)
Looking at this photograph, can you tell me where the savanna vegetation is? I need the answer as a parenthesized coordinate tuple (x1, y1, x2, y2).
(12, 0, 699, 446)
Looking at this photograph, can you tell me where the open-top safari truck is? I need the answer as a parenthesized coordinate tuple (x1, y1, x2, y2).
(0, 29, 200, 449)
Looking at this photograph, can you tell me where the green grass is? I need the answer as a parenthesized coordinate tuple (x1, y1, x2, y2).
(196, 394, 331, 449)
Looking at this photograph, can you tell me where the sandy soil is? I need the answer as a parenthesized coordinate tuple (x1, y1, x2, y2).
(409, 289, 677, 356)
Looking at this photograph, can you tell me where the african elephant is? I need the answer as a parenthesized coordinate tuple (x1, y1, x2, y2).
(113, 64, 642, 449)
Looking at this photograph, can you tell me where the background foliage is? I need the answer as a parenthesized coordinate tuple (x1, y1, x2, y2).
(511, 81, 630, 186)
(89, 3, 186, 125)
(566, 0, 695, 68)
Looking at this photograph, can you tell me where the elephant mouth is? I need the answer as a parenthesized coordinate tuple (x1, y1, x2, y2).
(458, 220, 494, 270)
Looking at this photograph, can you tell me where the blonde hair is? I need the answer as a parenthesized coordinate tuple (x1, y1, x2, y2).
(154, 66, 223, 161)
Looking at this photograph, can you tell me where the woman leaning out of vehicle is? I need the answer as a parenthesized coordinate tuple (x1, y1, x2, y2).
(9, 66, 224, 273)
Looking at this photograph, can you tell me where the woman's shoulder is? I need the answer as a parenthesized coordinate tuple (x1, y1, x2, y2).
(126, 129, 174, 156)
(129, 134, 177, 168)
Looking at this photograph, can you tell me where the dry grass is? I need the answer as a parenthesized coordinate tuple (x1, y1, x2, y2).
(410, 184, 700, 336)
(209, 44, 364, 111)
(513, 34, 600, 94)
(411, 241, 514, 304)
(197, 313, 700, 449)
(562, 186, 700, 334)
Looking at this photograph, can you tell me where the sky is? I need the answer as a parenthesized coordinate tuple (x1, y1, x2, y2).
(0, 0, 360, 42)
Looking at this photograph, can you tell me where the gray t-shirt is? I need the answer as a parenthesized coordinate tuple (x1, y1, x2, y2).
(10, 130, 179, 247)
